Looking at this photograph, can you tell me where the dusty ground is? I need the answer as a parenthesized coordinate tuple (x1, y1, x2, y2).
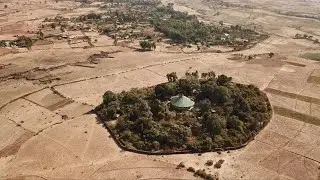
(0, 0, 320, 179)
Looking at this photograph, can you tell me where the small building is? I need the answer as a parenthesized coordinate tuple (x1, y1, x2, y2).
(170, 95, 195, 110)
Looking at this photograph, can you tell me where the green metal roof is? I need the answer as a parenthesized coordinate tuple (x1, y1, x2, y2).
(170, 95, 195, 108)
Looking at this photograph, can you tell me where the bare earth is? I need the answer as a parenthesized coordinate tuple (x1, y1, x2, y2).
(0, 0, 320, 179)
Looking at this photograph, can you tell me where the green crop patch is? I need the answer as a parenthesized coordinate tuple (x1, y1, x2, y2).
(299, 53, 320, 61)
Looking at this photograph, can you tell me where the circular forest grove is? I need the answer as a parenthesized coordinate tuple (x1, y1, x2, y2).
(95, 71, 272, 153)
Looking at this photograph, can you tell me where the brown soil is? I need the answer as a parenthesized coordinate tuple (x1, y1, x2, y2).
(0, 131, 34, 158)
(273, 105, 320, 126)
(265, 88, 320, 105)
(307, 76, 320, 85)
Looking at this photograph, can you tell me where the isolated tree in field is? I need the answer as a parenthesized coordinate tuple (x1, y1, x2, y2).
(269, 52, 274, 58)
(151, 42, 156, 50)
(113, 37, 118, 46)
(139, 40, 155, 51)
(219, 21, 223, 26)
(140, 40, 150, 50)
(36, 30, 44, 39)
(51, 23, 56, 29)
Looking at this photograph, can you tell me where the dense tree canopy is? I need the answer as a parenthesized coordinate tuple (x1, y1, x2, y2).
(95, 72, 272, 152)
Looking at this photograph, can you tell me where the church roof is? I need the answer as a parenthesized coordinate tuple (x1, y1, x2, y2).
(170, 95, 195, 108)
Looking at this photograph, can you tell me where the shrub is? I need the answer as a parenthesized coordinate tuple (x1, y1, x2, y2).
(187, 167, 195, 172)
(205, 160, 213, 166)
(11, 36, 33, 49)
(176, 162, 185, 169)
(214, 159, 225, 169)
(139, 40, 156, 50)
(194, 169, 207, 178)
(205, 174, 217, 180)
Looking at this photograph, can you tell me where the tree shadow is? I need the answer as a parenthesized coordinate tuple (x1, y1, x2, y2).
(134, 49, 153, 52)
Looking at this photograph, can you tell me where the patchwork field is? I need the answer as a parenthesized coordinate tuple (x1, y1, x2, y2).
(0, 0, 320, 179)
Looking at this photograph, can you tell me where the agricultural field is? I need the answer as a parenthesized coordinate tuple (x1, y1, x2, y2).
(0, 0, 320, 179)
